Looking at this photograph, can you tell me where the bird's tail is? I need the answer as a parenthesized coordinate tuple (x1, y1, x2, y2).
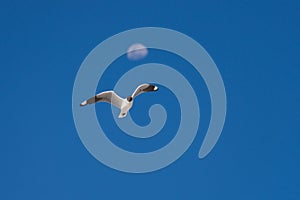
(118, 112, 127, 118)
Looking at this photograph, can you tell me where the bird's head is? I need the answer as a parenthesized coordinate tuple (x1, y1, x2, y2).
(126, 96, 133, 102)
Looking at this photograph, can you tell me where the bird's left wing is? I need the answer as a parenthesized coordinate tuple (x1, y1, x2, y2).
(80, 91, 123, 108)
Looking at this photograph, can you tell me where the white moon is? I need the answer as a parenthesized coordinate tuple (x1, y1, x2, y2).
(127, 43, 148, 61)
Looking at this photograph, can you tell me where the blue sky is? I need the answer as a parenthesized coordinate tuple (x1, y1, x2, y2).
(1, 0, 300, 199)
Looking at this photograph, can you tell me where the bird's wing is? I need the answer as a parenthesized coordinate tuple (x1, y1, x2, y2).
(80, 91, 123, 108)
(131, 83, 158, 99)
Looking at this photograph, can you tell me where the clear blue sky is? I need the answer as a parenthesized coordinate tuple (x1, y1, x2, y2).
(1, 0, 299, 199)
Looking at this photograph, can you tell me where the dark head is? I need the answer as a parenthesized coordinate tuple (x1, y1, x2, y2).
(126, 96, 133, 102)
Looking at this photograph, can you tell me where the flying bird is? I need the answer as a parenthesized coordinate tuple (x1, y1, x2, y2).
(80, 83, 159, 118)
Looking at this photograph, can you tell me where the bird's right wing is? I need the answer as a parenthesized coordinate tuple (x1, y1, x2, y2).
(131, 83, 158, 99)
(80, 91, 123, 108)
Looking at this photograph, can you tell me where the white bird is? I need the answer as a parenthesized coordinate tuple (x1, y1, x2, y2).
(80, 83, 159, 118)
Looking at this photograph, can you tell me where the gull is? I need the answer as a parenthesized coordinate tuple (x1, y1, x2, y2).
(80, 83, 159, 118)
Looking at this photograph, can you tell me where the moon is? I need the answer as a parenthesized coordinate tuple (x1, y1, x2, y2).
(127, 43, 148, 61)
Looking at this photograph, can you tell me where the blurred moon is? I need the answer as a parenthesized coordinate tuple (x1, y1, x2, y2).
(127, 43, 148, 61)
